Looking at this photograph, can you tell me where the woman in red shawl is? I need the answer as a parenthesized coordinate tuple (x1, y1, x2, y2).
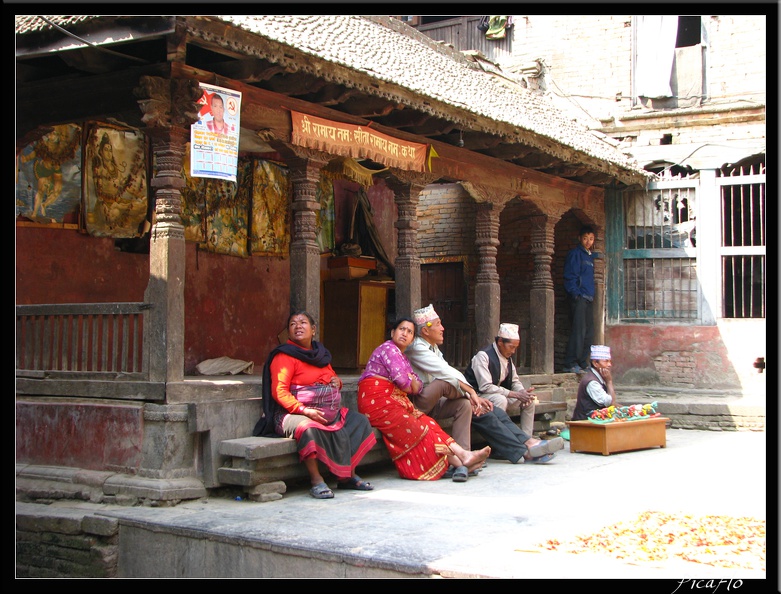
(358, 318, 490, 481)
(253, 311, 376, 499)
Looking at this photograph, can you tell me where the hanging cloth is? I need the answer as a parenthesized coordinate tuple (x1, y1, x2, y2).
(485, 16, 510, 40)
(635, 15, 678, 99)
(322, 157, 387, 189)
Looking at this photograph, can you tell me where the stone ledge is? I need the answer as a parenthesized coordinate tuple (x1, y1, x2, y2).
(16, 464, 207, 506)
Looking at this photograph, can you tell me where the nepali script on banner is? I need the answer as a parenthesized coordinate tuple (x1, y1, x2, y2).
(191, 83, 242, 182)
(290, 111, 427, 173)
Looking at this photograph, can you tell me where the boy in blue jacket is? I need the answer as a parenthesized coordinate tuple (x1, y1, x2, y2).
(563, 225, 596, 373)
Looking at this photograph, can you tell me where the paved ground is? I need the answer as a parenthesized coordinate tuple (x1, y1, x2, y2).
(53, 427, 772, 580)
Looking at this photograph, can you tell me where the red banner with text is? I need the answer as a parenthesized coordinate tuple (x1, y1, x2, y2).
(291, 111, 427, 172)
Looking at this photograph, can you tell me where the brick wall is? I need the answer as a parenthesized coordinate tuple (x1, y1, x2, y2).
(16, 504, 119, 578)
(508, 14, 766, 123)
(705, 15, 766, 104)
(417, 184, 476, 257)
(509, 15, 634, 122)
(653, 352, 697, 387)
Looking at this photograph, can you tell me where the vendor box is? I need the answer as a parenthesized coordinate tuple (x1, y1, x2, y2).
(327, 256, 376, 280)
(567, 417, 668, 455)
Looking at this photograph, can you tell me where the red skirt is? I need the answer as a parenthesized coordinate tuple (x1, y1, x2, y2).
(358, 377, 452, 480)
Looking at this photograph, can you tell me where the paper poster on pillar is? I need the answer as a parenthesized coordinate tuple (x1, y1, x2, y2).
(191, 83, 242, 182)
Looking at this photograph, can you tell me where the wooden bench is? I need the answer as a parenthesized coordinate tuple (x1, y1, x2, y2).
(217, 402, 566, 501)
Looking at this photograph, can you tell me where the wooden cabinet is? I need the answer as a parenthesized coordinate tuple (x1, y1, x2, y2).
(322, 280, 395, 370)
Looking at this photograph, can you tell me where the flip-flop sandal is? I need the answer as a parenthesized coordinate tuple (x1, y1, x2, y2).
(336, 476, 374, 491)
(451, 465, 469, 482)
(443, 465, 480, 479)
(310, 482, 334, 499)
(527, 437, 565, 458)
(525, 452, 556, 464)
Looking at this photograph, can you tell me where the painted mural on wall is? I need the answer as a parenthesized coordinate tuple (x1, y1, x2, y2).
(316, 175, 335, 253)
(16, 124, 82, 223)
(181, 143, 206, 243)
(250, 159, 290, 256)
(83, 126, 148, 238)
(181, 144, 249, 257)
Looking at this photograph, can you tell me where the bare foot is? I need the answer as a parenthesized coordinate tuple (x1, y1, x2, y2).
(461, 445, 491, 469)
(466, 459, 486, 474)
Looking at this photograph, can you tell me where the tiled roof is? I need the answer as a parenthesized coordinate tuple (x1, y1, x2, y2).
(15, 14, 649, 181)
(14, 15, 94, 34)
(216, 15, 646, 177)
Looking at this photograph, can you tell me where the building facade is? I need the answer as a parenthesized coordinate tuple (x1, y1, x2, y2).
(16, 15, 650, 502)
(406, 14, 767, 393)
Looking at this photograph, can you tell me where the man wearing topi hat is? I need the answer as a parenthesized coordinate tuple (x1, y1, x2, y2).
(571, 344, 619, 421)
(464, 323, 537, 438)
(406, 305, 563, 473)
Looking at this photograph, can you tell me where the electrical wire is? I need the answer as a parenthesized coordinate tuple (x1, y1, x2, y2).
(36, 16, 148, 64)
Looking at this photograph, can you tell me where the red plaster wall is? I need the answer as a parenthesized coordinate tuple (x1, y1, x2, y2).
(16, 226, 148, 304)
(605, 324, 741, 389)
(15, 223, 291, 375)
(183, 243, 289, 374)
(16, 399, 144, 472)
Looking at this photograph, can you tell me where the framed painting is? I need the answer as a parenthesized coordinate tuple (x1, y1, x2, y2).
(16, 124, 82, 224)
(83, 126, 149, 238)
(250, 159, 290, 256)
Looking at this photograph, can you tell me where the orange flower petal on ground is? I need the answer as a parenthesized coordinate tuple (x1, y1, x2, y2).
(535, 512, 765, 572)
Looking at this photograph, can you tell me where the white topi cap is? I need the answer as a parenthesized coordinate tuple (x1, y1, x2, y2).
(498, 323, 520, 340)
(590, 345, 612, 360)
(413, 304, 440, 327)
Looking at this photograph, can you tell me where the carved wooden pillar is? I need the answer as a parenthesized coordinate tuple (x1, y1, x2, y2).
(386, 170, 437, 319)
(474, 202, 502, 349)
(460, 182, 514, 350)
(288, 149, 329, 324)
(132, 76, 206, 491)
(135, 76, 201, 384)
(529, 214, 559, 374)
(592, 226, 606, 344)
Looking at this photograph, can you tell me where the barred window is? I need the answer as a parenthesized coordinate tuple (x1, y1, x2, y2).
(621, 176, 699, 321)
(718, 157, 765, 318)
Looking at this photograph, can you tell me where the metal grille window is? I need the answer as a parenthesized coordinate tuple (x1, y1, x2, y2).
(718, 158, 766, 318)
(621, 177, 699, 321)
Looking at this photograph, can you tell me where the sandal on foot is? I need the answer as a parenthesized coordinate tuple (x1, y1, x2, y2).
(443, 465, 479, 479)
(451, 465, 469, 482)
(337, 476, 374, 491)
(525, 452, 556, 464)
(310, 482, 334, 499)
(527, 437, 565, 458)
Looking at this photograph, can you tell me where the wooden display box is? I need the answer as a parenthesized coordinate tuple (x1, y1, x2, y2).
(567, 417, 668, 455)
(327, 256, 376, 280)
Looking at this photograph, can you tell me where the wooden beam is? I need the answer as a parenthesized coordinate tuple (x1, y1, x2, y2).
(16, 62, 171, 139)
(171, 62, 603, 201)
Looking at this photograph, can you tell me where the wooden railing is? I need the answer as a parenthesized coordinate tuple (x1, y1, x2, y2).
(16, 303, 151, 381)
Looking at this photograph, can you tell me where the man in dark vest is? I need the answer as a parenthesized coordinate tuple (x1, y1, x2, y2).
(572, 344, 619, 421)
(464, 323, 537, 438)
(406, 305, 564, 470)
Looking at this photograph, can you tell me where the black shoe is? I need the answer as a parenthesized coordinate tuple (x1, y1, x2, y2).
(442, 465, 480, 479)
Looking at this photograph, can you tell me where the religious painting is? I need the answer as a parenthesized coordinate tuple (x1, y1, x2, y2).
(250, 159, 290, 256)
(181, 143, 207, 242)
(203, 187, 250, 257)
(181, 145, 249, 257)
(16, 124, 82, 224)
(316, 175, 335, 253)
(83, 126, 149, 238)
